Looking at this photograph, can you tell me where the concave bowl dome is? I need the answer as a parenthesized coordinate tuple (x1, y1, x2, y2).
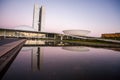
(63, 30, 90, 36)
(62, 47, 89, 52)
(14, 25, 35, 31)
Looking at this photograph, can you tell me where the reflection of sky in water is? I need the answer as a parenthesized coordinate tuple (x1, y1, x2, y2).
(2, 47, 120, 80)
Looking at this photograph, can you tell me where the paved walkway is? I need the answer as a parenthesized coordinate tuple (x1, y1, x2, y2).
(0, 39, 26, 57)
(96, 38, 120, 43)
(0, 38, 20, 46)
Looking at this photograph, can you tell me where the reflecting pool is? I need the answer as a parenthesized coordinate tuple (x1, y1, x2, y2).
(2, 40, 120, 80)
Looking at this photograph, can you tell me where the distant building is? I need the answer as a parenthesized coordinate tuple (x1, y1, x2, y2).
(101, 33, 120, 40)
(33, 4, 45, 31)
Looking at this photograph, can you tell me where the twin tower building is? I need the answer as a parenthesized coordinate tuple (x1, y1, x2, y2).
(33, 4, 45, 32)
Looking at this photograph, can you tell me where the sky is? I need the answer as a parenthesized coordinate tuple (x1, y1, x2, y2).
(0, 0, 120, 37)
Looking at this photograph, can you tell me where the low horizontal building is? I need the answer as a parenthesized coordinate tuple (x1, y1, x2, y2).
(101, 33, 120, 40)
(0, 28, 60, 40)
(0, 28, 76, 40)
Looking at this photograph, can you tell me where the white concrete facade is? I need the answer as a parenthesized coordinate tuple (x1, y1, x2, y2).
(33, 4, 40, 31)
(39, 6, 45, 31)
(32, 4, 45, 32)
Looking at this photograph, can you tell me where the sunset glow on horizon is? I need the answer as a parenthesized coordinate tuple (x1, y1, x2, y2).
(0, 0, 120, 37)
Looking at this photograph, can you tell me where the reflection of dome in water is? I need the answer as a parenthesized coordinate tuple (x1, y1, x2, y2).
(14, 25, 36, 31)
(21, 47, 34, 51)
(62, 47, 89, 52)
(63, 30, 90, 36)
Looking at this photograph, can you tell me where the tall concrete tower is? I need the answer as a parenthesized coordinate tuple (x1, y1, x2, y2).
(39, 6, 45, 31)
(33, 4, 45, 31)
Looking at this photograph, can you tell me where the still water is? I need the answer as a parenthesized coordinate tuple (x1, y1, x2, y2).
(2, 40, 120, 80)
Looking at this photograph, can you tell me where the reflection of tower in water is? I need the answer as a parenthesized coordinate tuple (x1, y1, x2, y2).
(31, 47, 43, 71)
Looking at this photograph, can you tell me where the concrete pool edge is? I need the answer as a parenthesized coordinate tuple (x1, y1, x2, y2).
(0, 39, 26, 79)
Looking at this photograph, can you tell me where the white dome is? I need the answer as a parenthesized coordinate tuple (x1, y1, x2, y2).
(63, 30, 90, 36)
(62, 47, 89, 52)
(14, 25, 36, 31)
